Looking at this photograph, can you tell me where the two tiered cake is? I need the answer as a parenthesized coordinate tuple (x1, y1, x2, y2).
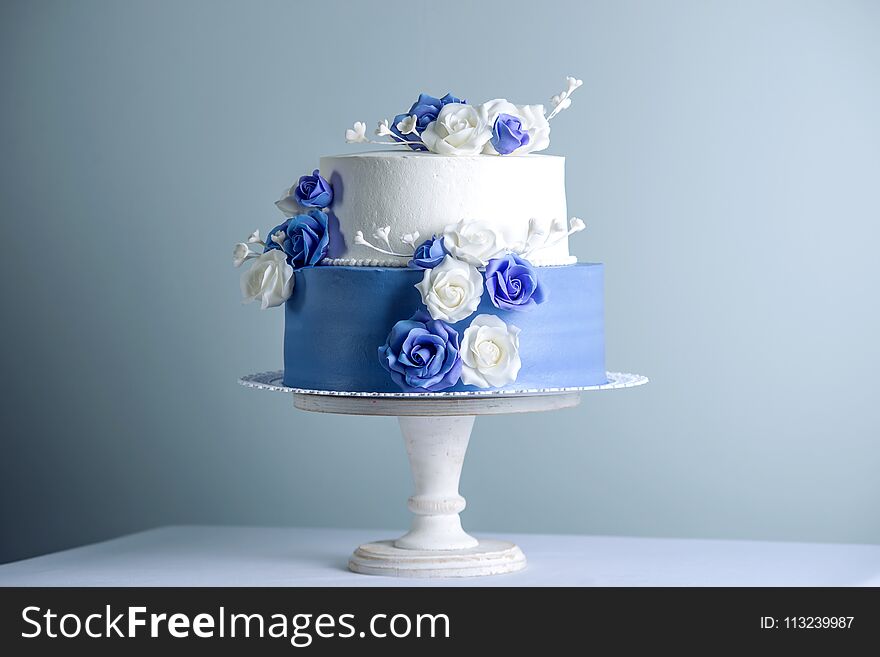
(234, 78, 605, 394)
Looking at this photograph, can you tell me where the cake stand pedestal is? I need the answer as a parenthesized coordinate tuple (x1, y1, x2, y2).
(240, 372, 648, 578)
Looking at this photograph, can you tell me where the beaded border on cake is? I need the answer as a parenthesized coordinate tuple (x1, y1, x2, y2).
(319, 255, 578, 268)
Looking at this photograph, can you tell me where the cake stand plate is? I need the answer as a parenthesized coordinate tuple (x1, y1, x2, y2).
(240, 371, 647, 578)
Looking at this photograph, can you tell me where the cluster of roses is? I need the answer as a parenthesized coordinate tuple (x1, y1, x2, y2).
(346, 77, 583, 157)
(233, 170, 334, 308)
(348, 92, 549, 157)
(379, 221, 548, 392)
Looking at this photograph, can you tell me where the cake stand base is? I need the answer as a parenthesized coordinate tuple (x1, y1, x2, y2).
(349, 539, 526, 578)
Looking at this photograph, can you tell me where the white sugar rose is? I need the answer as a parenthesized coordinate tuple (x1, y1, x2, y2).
(421, 103, 492, 156)
(478, 99, 551, 155)
(415, 255, 483, 322)
(443, 218, 507, 267)
(240, 249, 295, 309)
(460, 314, 522, 388)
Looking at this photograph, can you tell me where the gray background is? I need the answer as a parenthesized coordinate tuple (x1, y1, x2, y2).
(1, 0, 878, 564)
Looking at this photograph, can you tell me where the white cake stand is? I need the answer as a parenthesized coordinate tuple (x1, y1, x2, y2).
(239, 371, 648, 578)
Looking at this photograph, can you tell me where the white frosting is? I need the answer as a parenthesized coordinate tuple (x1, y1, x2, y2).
(319, 152, 571, 265)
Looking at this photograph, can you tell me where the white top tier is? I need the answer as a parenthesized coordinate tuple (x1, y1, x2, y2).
(319, 151, 573, 266)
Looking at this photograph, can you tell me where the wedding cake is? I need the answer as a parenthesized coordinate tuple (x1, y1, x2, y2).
(233, 78, 605, 394)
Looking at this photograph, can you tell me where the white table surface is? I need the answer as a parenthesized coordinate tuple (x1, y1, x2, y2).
(1, 526, 878, 587)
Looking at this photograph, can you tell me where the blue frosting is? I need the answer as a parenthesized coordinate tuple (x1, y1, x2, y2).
(283, 264, 605, 393)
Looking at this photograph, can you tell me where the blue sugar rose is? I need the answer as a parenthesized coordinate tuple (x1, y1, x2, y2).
(491, 113, 531, 155)
(292, 169, 333, 208)
(392, 92, 465, 150)
(407, 235, 448, 269)
(378, 310, 462, 392)
(264, 209, 330, 269)
(484, 253, 546, 311)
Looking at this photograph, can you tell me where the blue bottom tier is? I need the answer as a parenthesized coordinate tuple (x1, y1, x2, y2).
(283, 264, 605, 393)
